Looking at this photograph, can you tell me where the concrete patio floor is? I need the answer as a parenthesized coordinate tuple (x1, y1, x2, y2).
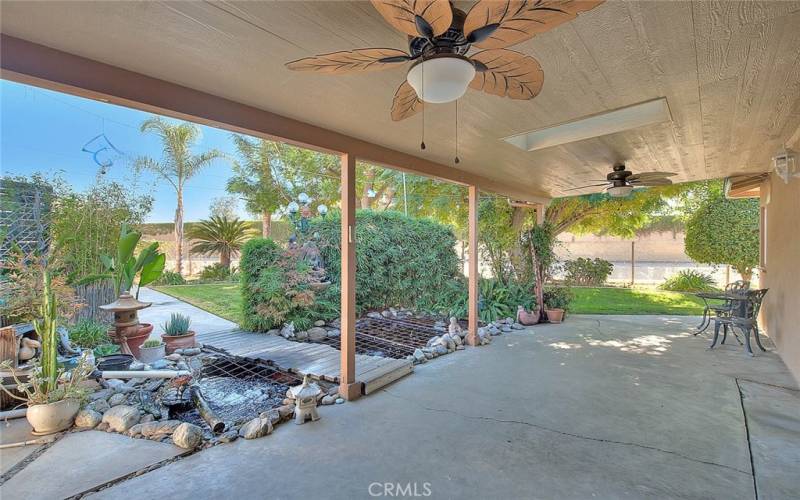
(81, 315, 798, 500)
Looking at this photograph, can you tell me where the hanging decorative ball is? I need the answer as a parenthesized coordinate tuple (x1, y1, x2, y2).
(420, 141, 426, 150)
(454, 157, 460, 164)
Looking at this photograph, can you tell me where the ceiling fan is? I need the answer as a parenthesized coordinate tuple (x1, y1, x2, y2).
(285, 0, 605, 121)
(565, 164, 677, 197)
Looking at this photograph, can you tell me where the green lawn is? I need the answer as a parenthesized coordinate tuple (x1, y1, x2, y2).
(154, 283, 243, 324)
(155, 283, 705, 323)
(570, 287, 706, 315)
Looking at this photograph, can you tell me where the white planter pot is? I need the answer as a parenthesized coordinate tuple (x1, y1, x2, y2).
(138, 344, 166, 364)
(26, 398, 81, 435)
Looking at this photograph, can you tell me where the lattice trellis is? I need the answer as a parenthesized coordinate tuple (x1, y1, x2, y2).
(0, 179, 52, 261)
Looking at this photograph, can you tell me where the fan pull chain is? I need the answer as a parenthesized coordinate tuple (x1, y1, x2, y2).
(420, 57, 426, 151)
(454, 99, 460, 164)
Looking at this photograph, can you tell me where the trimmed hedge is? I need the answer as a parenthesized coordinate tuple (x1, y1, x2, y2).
(312, 210, 461, 312)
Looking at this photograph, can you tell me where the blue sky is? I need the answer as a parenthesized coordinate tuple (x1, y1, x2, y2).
(1, 79, 248, 222)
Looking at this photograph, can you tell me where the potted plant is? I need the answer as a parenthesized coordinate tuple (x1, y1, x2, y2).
(0, 272, 93, 434)
(544, 286, 574, 324)
(161, 313, 196, 354)
(138, 339, 165, 364)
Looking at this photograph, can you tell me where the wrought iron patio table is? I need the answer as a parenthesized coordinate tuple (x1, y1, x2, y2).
(693, 291, 749, 334)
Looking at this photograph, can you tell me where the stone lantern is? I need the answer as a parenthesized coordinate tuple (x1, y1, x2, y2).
(99, 293, 153, 358)
(290, 375, 322, 425)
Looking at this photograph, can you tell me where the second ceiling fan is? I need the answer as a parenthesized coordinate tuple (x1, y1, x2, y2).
(286, 1, 605, 121)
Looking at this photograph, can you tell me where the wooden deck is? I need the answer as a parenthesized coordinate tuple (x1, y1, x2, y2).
(197, 329, 413, 394)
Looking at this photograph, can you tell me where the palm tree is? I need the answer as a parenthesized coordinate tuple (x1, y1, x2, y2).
(135, 117, 224, 275)
(186, 216, 253, 270)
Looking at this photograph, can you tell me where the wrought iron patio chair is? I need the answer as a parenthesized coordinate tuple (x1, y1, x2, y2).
(707, 280, 750, 322)
(709, 288, 768, 356)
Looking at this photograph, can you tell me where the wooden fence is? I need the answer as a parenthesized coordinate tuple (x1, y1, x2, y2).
(73, 280, 115, 323)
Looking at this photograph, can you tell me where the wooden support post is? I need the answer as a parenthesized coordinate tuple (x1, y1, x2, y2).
(339, 153, 360, 400)
(467, 186, 480, 346)
(535, 203, 545, 226)
(630, 241, 635, 287)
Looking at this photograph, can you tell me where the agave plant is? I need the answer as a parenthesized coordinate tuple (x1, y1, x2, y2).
(186, 215, 253, 271)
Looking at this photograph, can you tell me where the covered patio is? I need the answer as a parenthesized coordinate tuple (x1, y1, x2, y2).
(1, 1, 799, 498)
(5, 315, 795, 499)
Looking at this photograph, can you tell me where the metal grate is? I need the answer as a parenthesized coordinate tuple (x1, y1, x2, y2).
(171, 355, 304, 427)
(318, 317, 442, 359)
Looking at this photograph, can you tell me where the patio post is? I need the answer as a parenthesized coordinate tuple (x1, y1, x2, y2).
(466, 185, 479, 346)
(339, 153, 360, 400)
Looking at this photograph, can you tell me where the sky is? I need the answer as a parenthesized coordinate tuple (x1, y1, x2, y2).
(0, 79, 249, 222)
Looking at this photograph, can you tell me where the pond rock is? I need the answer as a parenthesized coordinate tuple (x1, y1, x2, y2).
(239, 417, 272, 439)
(90, 399, 111, 414)
(128, 420, 182, 439)
(173, 422, 204, 449)
(307, 327, 327, 342)
(108, 393, 128, 407)
(74, 409, 102, 429)
(102, 405, 140, 433)
(321, 395, 336, 405)
(313, 320, 326, 327)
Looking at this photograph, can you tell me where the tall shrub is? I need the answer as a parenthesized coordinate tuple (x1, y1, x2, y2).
(312, 210, 461, 312)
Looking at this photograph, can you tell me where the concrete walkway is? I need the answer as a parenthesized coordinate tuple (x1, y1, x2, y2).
(83, 315, 798, 500)
(136, 287, 238, 340)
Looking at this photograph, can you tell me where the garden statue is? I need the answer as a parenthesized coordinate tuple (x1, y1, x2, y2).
(17, 337, 41, 363)
(57, 326, 81, 356)
(298, 240, 323, 271)
(100, 292, 154, 359)
(290, 375, 321, 425)
(448, 317, 462, 337)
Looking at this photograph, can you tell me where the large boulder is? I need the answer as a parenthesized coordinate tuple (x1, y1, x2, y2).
(172, 422, 204, 449)
(102, 405, 140, 433)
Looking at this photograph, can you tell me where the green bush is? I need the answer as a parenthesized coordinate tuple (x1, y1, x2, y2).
(543, 286, 575, 311)
(435, 278, 535, 323)
(563, 258, 614, 286)
(660, 270, 717, 292)
(198, 263, 231, 281)
(312, 210, 461, 312)
(154, 271, 186, 286)
(240, 238, 315, 331)
(68, 319, 111, 348)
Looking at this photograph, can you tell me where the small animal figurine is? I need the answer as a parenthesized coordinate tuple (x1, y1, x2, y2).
(18, 337, 41, 363)
(169, 374, 193, 401)
(448, 317, 462, 337)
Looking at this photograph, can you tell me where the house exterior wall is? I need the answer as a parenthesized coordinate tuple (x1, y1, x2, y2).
(761, 175, 800, 383)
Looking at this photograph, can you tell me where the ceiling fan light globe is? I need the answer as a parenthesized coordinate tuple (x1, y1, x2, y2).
(406, 56, 475, 104)
(607, 185, 634, 198)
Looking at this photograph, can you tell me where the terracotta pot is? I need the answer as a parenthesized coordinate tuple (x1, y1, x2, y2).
(517, 307, 540, 326)
(545, 308, 565, 324)
(138, 343, 165, 364)
(162, 331, 196, 354)
(125, 323, 153, 359)
(26, 398, 80, 435)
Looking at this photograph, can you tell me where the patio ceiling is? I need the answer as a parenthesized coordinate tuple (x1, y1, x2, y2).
(2, 1, 800, 197)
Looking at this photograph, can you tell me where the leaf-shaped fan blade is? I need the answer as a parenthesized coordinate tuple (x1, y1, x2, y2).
(286, 48, 410, 74)
(563, 183, 610, 192)
(371, 0, 453, 38)
(627, 171, 677, 181)
(469, 49, 544, 99)
(464, 0, 606, 49)
(629, 178, 673, 186)
(391, 81, 424, 121)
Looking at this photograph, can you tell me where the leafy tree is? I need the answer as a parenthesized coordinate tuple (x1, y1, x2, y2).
(135, 117, 225, 275)
(684, 195, 759, 281)
(208, 195, 240, 220)
(186, 215, 254, 270)
(227, 135, 288, 237)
